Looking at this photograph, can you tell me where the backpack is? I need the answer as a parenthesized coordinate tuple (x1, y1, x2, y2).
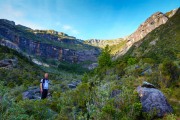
(42, 78, 47, 89)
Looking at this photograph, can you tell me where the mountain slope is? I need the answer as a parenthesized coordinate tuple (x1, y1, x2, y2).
(124, 8, 180, 62)
(114, 8, 179, 59)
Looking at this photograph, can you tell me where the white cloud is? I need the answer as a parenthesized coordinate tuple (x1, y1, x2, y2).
(62, 25, 79, 35)
(62, 25, 72, 30)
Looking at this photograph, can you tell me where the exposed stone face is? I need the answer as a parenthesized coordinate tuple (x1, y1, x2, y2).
(0, 19, 100, 63)
(85, 38, 124, 48)
(127, 12, 168, 43)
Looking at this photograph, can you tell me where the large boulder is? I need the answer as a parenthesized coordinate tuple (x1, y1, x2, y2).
(137, 82, 173, 117)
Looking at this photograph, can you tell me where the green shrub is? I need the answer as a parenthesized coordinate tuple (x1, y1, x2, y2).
(127, 57, 137, 65)
(98, 45, 112, 68)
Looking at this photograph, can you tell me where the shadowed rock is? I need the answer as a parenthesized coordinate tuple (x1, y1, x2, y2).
(22, 87, 42, 100)
(0, 58, 18, 68)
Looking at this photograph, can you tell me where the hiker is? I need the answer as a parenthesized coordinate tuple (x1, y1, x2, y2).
(40, 73, 50, 99)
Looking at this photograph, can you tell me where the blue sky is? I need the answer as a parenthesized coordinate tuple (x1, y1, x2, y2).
(0, 0, 179, 40)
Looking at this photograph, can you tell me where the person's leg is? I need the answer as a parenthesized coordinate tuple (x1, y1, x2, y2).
(44, 89, 48, 98)
(41, 90, 47, 99)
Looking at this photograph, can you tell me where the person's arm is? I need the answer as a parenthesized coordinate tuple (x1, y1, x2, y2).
(40, 80, 43, 93)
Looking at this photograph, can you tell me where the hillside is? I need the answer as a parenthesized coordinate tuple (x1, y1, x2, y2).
(125, 8, 180, 62)
(0, 45, 43, 87)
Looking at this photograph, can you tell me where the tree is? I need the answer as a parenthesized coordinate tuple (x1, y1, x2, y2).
(98, 45, 112, 68)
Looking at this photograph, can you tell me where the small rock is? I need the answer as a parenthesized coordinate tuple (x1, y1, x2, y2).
(68, 80, 82, 89)
(68, 84, 76, 89)
(141, 67, 152, 75)
(110, 89, 121, 98)
(135, 65, 140, 69)
(88, 63, 98, 70)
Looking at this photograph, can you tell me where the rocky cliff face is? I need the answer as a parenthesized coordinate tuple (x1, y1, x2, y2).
(0, 19, 100, 64)
(113, 8, 179, 58)
(85, 38, 124, 48)
(127, 12, 168, 43)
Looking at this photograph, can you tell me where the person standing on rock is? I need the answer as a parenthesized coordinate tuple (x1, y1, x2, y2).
(40, 73, 50, 99)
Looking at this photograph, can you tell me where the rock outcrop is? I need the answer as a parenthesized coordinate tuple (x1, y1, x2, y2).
(137, 82, 173, 117)
(0, 58, 18, 68)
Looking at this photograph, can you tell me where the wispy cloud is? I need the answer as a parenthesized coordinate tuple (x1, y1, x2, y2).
(0, 1, 80, 35)
(62, 25, 72, 30)
(0, 4, 24, 19)
(62, 25, 79, 34)
(0, 2, 43, 29)
(55, 22, 61, 26)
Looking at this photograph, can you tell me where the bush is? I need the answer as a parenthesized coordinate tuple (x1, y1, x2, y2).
(160, 60, 180, 87)
(98, 45, 112, 68)
(127, 57, 137, 65)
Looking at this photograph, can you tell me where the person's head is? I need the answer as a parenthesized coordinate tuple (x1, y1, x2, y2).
(44, 73, 48, 79)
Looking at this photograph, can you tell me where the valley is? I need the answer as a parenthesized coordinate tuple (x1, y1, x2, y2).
(0, 7, 179, 120)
